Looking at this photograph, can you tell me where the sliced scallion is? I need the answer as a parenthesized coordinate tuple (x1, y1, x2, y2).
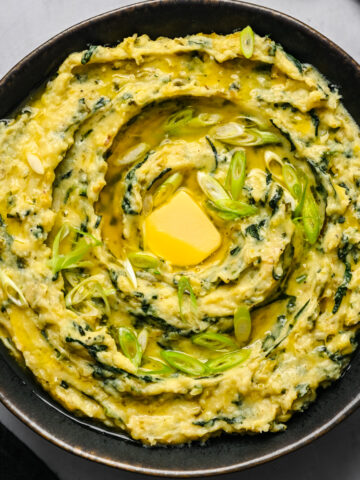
(247, 129, 282, 146)
(163, 108, 194, 134)
(128, 251, 159, 269)
(164, 108, 221, 135)
(282, 163, 302, 201)
(206, 201, 240, 221)
(116, 142, 149, 167)
(293, 174, 308, 218)
(264, 151, 284, 181)
(188, 112, 222, 127)
(160, 350, 207, 376)
(153, 172, 183, 207)
(302, 187, 321, 244)
(0, 271, 27, 307)
(197, 171, 229, 203)
(240, 26, 255, 59)
(65, 276, 114, 316)
(234, 306, 251, 345)
(191, 332, 237, 351)
(211, 122, 281, 146)
(138, 355, 174, 375)
(210, 198, 258, 217)
(177, 276, 197, 322)
(137, 328, 149, 353)
(49, 224, 101, 274)
(225, 150, 246, 200)
(123, 257, 137, 289)
(206, 348, 250, 373)
(236, 114, 266, 129)
(118, 327, 142, 367)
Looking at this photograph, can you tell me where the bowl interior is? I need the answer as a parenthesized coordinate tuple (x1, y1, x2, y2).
(0, 0, 360, 476)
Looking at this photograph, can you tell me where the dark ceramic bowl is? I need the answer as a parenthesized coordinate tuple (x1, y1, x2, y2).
(1, 0, 360, 476)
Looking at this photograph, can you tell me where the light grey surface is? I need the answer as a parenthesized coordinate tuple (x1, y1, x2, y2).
(0, 1, 360, 479)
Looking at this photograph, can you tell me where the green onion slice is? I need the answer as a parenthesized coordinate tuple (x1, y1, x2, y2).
(192, 332, 237, 351)
(137, 328, 149, 353)
(247, 129, 282, 146)
(211, 123, 281, 146)
(293, 174, 308, 218)
(210, 198, 258, 217)
(188, 113, 222, 128)
(116, 142, 149, 167)
(118, 327, 142, 367)
(236, 114, 266, 129)
(128, 251, 159, 269)
(138, 355, 175, 375)
(0, 271, 27, 307)
(234, 306, 251, 345)
(153, 172, 183, 207)
(211, 122, 245, 143)
(206, 202, 240, 221)
(123, 257, 137, 289)
(206, 348, 251, 373)
(164, 108, 194, 134)
(240, 26, 255, 59)
(302, 186, 321, 244)
(177, 276, 197, 322)
(164, 109, 221, 135)
(264, 151, 284, 181)
(65, 276, 114, 316)
(160, 350, 207, 376)
(225, 150, 246, 200)
(197, 171, 230, 203)
(49, 224, 101, 274)
(282, 163, 302, 200)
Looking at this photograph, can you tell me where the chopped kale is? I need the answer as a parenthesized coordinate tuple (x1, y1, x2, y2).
(93, 97, 109, 112)
(60, 169, 73, 180)
(205, 136, 219, 171)
(230, 246, 240, 256)
(285, 52, 303, 73)
(333, 262, 351, 314)
(122, 154, 149, 214)
(272, 268, 282, 281)
(16, 257, 26, 269)
(94, 216, 102, 228)
(81, 45, 97, 65)
(246, 224, 261, 241)
(121, 92, 133, 101)
(193, 415, 243, 427)
(274, 102, 298, 113)
(147, 168, 172, 191)
(270, 119, 295, 151)
(81, 129, 93, 140)
(229, 82, 240, 91)
(295, 383, 310, 398)
(141, 299, 151, 314)
(294, 299, 310, 319)
(310, 109, 320, 136)
(31, 225, 44, 239)
(269, 186, 283, 213)
(286, 296, 296, 311)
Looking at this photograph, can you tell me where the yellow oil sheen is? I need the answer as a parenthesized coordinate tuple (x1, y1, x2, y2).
(144, 190, 221, 266)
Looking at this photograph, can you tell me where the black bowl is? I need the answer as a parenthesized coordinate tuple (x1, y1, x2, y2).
(1, 0, 360, 476)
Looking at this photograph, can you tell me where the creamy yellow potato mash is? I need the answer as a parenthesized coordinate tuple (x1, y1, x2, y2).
(0, 29, 360, 445)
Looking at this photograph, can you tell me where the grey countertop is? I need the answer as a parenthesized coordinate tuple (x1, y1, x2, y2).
(1, 1, 360, 479)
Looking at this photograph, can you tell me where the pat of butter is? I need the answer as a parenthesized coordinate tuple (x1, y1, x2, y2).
(144, 190, 221, 266)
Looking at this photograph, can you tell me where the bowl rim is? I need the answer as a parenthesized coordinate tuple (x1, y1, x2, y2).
(1, 0, 360, 476)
